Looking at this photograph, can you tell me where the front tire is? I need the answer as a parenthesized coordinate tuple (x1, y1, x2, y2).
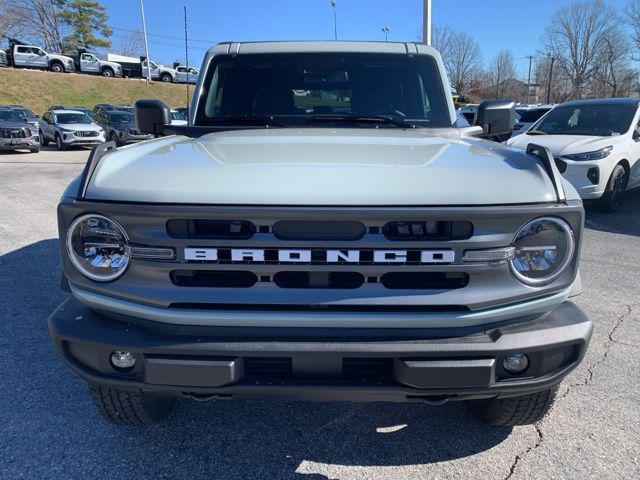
(89, 384, 176, 425)
(598, 164, 628, 212)
(55, 134, 66, 151)
(466, 386, 558, 426)
(39, 131, 49, 146)
(101, 67, 114, 77)
(29, 145, 40, 153)
(50, 61, 64, 73)
(160, 73, 172, 83)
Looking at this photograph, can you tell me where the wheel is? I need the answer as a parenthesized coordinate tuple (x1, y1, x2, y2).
(466, 386, 558, 426)
(110, 131, 120, 146)
(29, 145, 40, 153)
(102, 67, 114, 77)
(160, 73, 172, 83)
(89, 384, 176, 425)
(50, 62, 64, 73)
(55, 134, 67, 151)
(598, 164, 628, 212)
(39, 131, 49, 146)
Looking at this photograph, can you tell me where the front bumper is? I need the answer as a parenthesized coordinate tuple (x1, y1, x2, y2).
(120, 132, 153, 143)
(0, 136, 39, 149)
(49, 298, 592, 403)
(60, 132, 105, 146)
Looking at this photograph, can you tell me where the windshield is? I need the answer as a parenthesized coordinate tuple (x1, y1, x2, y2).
(196, 52, 451, 127)
(519, 109, 550, 123)
(0, 110, 23, 122)
(109, 112, 134, 122)
(529, 104, 637, 136)
(14, 108, 37, 120)
(56, 113, 92, 124)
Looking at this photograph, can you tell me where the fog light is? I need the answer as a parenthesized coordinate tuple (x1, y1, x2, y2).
(503, 354, 529, 374)
(110, 350, 136, 371)
(587, 167, 599, 185)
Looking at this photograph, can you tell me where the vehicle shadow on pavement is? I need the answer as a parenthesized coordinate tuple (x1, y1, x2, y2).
(584, 189, 640, 237)
(1, 239, 511, 480)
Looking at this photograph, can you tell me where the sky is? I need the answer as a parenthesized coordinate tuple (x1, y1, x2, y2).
(101, 0, 636, 77)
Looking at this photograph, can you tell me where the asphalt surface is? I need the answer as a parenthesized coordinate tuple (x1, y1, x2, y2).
(0, 146, 638, 480)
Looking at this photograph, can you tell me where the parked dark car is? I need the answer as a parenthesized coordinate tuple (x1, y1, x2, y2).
(95, 110, 153, 146)
(0, 106, 40, 152)
(5, 104, 41, 133)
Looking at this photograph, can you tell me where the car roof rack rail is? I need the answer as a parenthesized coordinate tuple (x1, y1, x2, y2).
(77, 141, 118, 199)
(526, 143, 566, 203)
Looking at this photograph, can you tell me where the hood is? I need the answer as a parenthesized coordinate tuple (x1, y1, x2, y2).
(59, 123, 101, 131)
(50, 53, 74, 62)
(507, 133, 618, 157)
(86, 128, 558, 205)
(0, 121, 31, 129)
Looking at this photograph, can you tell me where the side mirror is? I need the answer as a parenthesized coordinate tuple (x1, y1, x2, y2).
(474, 100, 515, 138)
(135, 99, 171, 135)
(633, 126, 640, 140)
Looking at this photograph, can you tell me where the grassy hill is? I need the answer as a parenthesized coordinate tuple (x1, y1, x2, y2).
(0, 68, 191, 115)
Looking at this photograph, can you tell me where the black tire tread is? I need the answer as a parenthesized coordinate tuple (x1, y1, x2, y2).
(89, 384, 176, 425)
(467, 386, 558, 426)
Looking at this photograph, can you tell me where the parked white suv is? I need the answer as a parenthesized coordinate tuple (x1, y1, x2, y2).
(507, 98, 640, 211)
(40, 109, 105, 150)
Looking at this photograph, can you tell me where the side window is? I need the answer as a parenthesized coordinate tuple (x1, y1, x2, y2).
(16, 46, 28, 53)
(81, 53, 92, 61)
(43, 112, 52, 123)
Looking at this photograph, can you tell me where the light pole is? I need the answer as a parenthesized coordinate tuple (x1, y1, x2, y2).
(139, 0, 151, 83)
(526, 55, 534, 104)
(423, 0, 432, 45)
(331, 0, 337, 41)
(381, 27, 390, 42)
(546, 54, 555, 104)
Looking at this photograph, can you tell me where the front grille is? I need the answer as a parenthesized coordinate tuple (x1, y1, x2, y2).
(245, 357, 292, 379)
(75, 130, 99, 137)
(274, 271, 364, 289)
(171, 270, 257, 288)
(167, 219, 256, 239)
(380, 272, 468, 290)
(383, 221, 473, 240)
(0, 127, 28, 139)
(343, 358, 393, 379)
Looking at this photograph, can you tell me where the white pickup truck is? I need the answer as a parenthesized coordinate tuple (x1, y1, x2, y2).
(5, 39, 75, 73)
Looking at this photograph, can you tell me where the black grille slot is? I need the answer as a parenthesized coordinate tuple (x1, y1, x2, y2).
(383, 221, 473, 240)
(170, 270, 257, 288)
(0, 127, 28, 139)
(555, 159, 567, 173)
(343, 358, 393, 380)
(272, 221, 366, 240)
(274, 272, 364, 289)
(381, 272, 469, 290)
(167, 219, 256, 239)
(245, 357, 293, 379)
(169, 303, 470, 312)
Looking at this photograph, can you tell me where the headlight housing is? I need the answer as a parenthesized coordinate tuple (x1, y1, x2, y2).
(563, 146, 612, 161)
(510, 217, 575, 286)
(66, 214, 130, 281)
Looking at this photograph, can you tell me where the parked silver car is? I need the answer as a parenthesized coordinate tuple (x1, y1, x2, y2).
(40, 109, 105, 150)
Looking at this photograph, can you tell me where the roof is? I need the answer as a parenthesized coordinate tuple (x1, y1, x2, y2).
(50, 109, 87, 114)
(563, 98, 640, 107)
(205, 41, 439, 57)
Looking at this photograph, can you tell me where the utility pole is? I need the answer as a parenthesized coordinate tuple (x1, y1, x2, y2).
(546, 55, 555, 104)
(331, 0, 337, 41)
(423, 0, 432, 45)
(526, 55, 534, 104)
(140, 0, 151, 83)
(184, 6, 189, 110)
(381, 27, 390, 42)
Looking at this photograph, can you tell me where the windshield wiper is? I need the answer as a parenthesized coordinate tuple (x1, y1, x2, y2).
(212, 115, 287, 127)
(526, 130, 548, 135)
(309, 114, 414, 129)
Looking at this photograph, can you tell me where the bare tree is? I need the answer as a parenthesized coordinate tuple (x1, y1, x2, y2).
(626, 0, 640, 60)
(113, 29, 145, 58)
(431, 24, 454, 64)
(441, 30, 483, 94)
(1, 0, 66, 52)
(487, 49, 517, 98)
(591, 29, 634, 97)
(543, 0, 618, 98)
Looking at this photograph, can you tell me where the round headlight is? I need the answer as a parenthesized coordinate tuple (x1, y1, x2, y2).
(510, 217, 574, 286)
(66, 214, 130, 281)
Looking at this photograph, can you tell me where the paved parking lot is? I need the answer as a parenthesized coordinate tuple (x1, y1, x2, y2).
(1, 146, 638, 479)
